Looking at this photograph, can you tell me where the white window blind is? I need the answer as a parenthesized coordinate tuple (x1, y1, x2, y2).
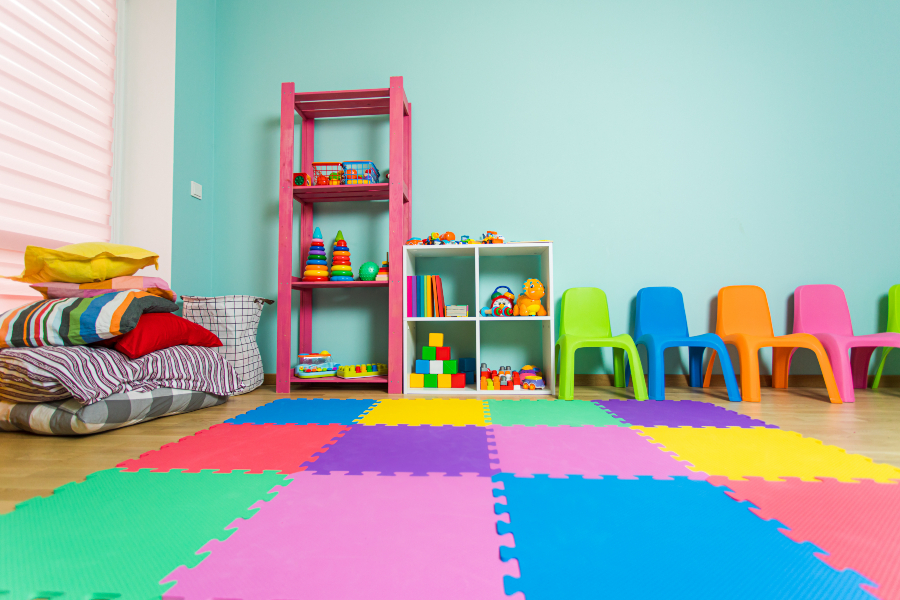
(0, 0, 117, 312)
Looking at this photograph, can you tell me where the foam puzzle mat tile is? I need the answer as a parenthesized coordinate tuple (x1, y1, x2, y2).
(711, 477, 900, 600)
(162, 472, 516, 600)
(634, 427, 900, 482)
(489, 425, 706, 479)
(594, 399, 777, 428)
(303, 424, 496, 476)
(118, 424, 349, 474)
(487, 399, 627, 427)
(356, 398, 489, 426)
(226, 398, 377, 425)
(0, 468, 289, 600)
(493, 473, 875, 599)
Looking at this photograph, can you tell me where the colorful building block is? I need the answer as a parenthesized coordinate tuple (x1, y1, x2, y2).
(435, 347, 450, 360)
(415, 360, 430, 374)
(430, 360, 443, 374)
(438, 374, 452, 388)
(422, 346, 437, 360)
(451, 373, 466, 388)
(465, 371, 476, 384)
(409, 373, 424, 387)
(423, 374, 438, 388)
(443, 360, 458, 375)
(459, 358, 476, 372)
(429, 333, 444, 347)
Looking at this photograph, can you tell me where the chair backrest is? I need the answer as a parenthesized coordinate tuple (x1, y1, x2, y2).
(634, 287, 689, 339)
(715, 285, 774, 337)
(888, 284, 900, 334)
(793, 284, 854, 336)
(559, 287, 612, 339)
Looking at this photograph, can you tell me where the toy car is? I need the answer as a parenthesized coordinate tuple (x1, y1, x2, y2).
(481, 231, 504, 244)
(405, 237, 423, 245)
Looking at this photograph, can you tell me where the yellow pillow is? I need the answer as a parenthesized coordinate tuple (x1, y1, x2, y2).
(10, 243, 159, 284)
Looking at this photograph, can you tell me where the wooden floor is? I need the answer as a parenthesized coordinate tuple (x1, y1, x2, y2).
(2, 384, 899, 515)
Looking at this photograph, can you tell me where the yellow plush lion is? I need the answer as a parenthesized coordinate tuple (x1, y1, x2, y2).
(514, 279, 547, 316)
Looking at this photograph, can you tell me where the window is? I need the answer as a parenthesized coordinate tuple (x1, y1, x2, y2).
(0, 0, 117, 312)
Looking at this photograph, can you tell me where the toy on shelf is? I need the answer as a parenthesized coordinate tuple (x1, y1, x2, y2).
(409, 333, 475, 389)
(343, 161, 379, 185)
(337, 363, 387, 378)
(312, 162, 344, 186)
(375, 253, 389, 282)
(301, 227, 329, 282)
(359, 261, 378, 281)
(295, 351, 339, 378)
(439, 231, 455, 242)
(405, 238, 423, 245)
(425, 232, 444, 245)
(480, 286, 515, 317)
(519, 365, 546, 390)
(293, 172, 311, 186)
(446, 305, 468, 317)
(514, 279, 548, 316)
(480, 231, 504, 244)
(479, 363, 544, 390)
(329, 231, 353, 281)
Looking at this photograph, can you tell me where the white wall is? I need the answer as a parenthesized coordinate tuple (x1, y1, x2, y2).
(113, 0, 177, 283)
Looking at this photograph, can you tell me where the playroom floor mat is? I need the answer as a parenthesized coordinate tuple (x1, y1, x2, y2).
(2, 397, 899, 600)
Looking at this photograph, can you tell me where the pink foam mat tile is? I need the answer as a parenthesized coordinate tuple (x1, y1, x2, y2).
(710, 476, 900, 600)
(488, 424, 707, 479)
(162, 472, 519, 600)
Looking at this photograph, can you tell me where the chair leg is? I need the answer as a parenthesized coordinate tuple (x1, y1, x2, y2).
(850, 347, 876, 389)
(707, 342, 742, 402)
(737, 344, 761, 402)
(613, 348, 626, 388)
(646, 346, 666, 400)
(805, 342, 843, 404)
(702, 350, 717, 388)
(621, 342, 649, 400)
(558, 345, 576, 400)
(772, 348, 794, 389)
(873, 348, 893, 390)
(688, 347, 704, 388)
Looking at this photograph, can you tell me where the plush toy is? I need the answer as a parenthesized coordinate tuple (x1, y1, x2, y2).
(514, 279, 547, 316)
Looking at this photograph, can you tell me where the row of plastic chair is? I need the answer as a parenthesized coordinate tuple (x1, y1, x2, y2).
(555, 285, 900, 403)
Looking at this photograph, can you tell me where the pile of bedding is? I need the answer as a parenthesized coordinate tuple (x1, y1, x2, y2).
(0, 243, 245, 435)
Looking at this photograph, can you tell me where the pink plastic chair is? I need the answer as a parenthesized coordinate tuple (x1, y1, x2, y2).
(780, 285, 900, 403)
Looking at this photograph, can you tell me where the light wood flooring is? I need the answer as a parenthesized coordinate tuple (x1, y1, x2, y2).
(2, 384, 899, 514)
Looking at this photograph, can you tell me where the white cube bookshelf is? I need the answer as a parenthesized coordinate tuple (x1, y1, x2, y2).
(402, 243, 555, 396)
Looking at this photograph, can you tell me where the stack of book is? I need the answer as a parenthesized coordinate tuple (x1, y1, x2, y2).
(406, 275, 446, 317)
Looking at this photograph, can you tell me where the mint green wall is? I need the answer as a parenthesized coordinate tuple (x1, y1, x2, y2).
(173, 0, 900, 377)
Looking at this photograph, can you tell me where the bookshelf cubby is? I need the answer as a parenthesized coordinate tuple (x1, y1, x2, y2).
(402, 242, 555, 396)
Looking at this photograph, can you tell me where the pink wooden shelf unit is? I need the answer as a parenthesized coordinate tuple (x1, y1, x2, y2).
(277, 77, 411, 394)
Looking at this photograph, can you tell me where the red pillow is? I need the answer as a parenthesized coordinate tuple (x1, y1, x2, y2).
(111, 312, 222, 359)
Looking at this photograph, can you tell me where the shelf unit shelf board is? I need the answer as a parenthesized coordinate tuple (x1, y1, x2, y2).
(405, 317, 476, 322)
(291, 280, 388, 289)
(289, 375, 389, 384)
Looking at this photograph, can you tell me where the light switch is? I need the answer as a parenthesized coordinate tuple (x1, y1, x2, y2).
(191, 181, 202, 199)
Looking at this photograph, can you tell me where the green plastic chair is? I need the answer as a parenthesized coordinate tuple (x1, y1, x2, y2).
(555, 287, 649, 400)
(873, 284, 900, 389)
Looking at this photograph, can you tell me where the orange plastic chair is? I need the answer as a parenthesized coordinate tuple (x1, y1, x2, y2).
(702, 285, 842, 403)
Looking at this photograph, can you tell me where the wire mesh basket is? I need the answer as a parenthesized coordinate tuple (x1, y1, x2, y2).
(342, 161, 379, 185)
(312, 162, 345, 185)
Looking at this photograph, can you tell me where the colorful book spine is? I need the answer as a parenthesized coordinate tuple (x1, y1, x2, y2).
(417, 276, 425, 318)
(407, 276, 415, 318)
(425, 276, 433, 317)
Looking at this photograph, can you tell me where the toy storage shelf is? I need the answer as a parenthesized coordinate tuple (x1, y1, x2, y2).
(402, 243, 555, 396)
(277, 78, 411, 394)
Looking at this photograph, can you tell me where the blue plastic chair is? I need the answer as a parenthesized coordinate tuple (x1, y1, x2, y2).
(626, 287, 741, 401)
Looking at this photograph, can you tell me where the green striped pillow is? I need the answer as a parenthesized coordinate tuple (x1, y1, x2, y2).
(0, 291, 178, 348)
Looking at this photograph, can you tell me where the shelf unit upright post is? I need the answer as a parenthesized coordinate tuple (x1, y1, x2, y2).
(276, 78, 411, 394)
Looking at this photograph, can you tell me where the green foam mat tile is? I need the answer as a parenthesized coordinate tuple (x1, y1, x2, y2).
(487, 399, 629, 427)
(0, 468, 289, 600)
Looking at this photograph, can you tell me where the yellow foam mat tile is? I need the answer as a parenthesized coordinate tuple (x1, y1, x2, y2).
(632, 426, 900, 483)
(355, 398, 490, 426)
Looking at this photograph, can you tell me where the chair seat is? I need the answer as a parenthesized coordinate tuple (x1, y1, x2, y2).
(722, 333, 821, 349)
(639, 332, 725, 349)
(813, 332, 900, 350)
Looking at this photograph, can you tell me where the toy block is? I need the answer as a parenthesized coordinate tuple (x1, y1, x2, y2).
(500, 384, 513, 390)
(422, 346, 437, 360)
(443, 360, 458, 374)
(409, 373, 424, 388)
(423, 374, 438, 388)
(513, 372, 521, 385)
(435, 346, 451, 360)
(459, 358, 476, 372)
(480, 370, 491, 380)
(415, 360, 430, 374)
(429, 360, 443, 374)
(493, 375, 500, 389)
(451, 373, 466, 388)
(465, 371, 476, 384)
(480, 376, 488, 389)
(438, 374, 452, 388)
(429, 333, 444, 347)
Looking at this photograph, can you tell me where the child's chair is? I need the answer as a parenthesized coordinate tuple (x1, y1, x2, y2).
(555, 287, 648, 401)
(786, 284, 900, 402)
(629, 287, 741, 401)
(873, 284, 900, 389)
(702, 285, 842, 403)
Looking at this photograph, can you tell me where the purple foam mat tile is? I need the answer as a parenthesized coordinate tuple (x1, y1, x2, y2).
(301, 424, 498, 476)
(592, 399, 777, 428)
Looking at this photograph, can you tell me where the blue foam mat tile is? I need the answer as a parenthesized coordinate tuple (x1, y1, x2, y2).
(226, 398, 378, 425)
(491, 473, 874, 600)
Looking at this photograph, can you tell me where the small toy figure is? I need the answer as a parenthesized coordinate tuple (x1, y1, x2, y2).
(424, 232, 444, 246)
(514, 279, 547, 316)
(480, 231, 504, 244)
(480, 286, 515, 317)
